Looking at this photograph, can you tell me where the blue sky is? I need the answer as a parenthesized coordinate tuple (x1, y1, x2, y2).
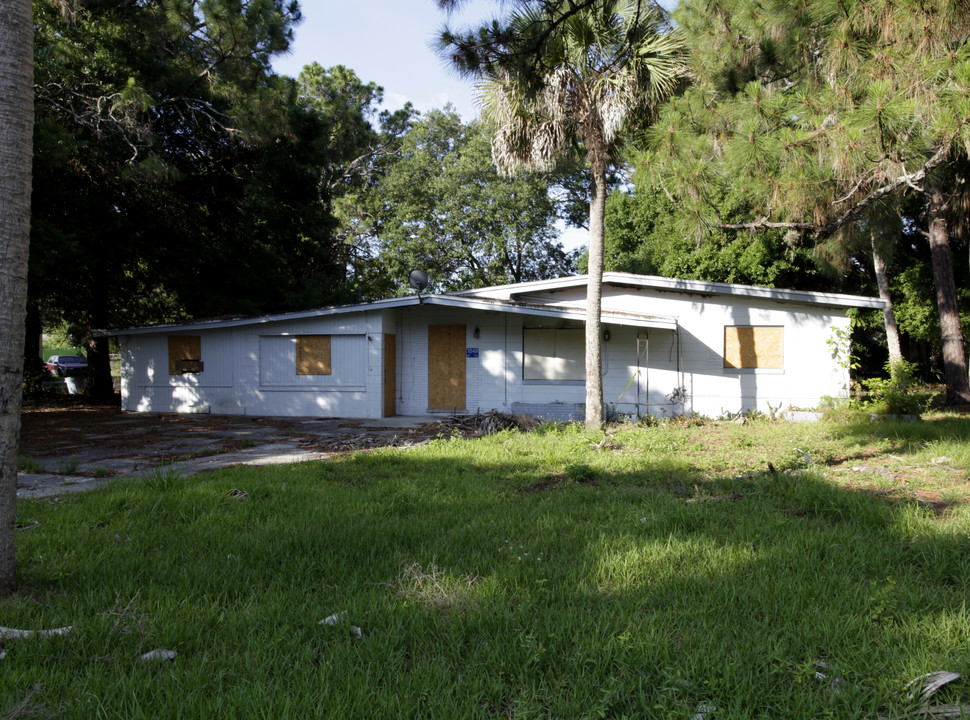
(274, 1, 668, 252)
(271, 1, 497, 120)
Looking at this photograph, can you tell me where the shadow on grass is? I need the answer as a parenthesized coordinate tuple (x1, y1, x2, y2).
(826, 412, 970, 447)
(7, 433, 970, 718)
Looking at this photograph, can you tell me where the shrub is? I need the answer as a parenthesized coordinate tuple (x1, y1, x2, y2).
(862, 359, 925, 416)
(18, 456, 43, 474)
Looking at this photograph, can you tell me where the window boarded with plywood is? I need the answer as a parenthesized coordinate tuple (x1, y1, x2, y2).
(296, 335, 332, 375)
(168, 336, 202, 375)
(724, 326, 784, 369)
(523, 328, 584, 381)
(259, 335, 364, 386)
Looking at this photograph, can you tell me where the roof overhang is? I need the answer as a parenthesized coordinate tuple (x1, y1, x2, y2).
(424, 295, 678, 330)
(458, 272, 886, 310)
(95, 292, 678, 337)
(94, 295, 422, 337)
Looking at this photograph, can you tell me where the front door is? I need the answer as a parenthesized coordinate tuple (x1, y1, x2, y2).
(427, 325, 465, 411)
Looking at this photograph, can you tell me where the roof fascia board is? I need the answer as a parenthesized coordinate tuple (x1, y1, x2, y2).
(98, 292, 680, 338)
(600, 273, 886, 309)
(97, 296, 422, 337)
(488, 273, 884, 310)
(424, 295, 678, 330)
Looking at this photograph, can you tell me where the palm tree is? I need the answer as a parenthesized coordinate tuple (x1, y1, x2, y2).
(441, 0, 685, 430)
(0, 0, 34, 592)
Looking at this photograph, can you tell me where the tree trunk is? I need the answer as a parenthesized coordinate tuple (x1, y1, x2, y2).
(926, 181, 970, 405)
(0, 0, 34, 593)
(85, 335, 114, 401)
(85, 287, 114, 400)
(870, 230, 902, 362)
(23, 299, 43, 378)
(585, 163, 606, 432)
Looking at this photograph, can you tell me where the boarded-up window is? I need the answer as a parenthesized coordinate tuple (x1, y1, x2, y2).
(523, 328, 584, 381)
(296, 335, 331, 375)
(724, 326, 784, 369)
(169, 336, 202, 375)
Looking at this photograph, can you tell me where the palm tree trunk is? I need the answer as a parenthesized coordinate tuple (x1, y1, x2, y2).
(870, 230, 902, 362)
(585, 163, 607, 432)
(0, 0, 34, 593)
(926, 181, 970, 405)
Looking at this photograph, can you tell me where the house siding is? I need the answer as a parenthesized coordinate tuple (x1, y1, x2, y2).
(121, 312, 389, 418)
(116, 277, 858, 420)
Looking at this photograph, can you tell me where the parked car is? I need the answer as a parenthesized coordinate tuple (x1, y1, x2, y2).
(45, 354, 87, 377)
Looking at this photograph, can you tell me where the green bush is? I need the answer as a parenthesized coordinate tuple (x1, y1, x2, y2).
(18, 456, 43, 473)
(817, 395, 869, 423)
(862, 359, 925, 416)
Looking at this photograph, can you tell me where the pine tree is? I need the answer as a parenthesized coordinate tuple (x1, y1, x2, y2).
(647, 0, 970, 403)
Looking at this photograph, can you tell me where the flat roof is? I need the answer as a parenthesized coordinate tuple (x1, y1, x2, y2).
(458, 272, 886, 310)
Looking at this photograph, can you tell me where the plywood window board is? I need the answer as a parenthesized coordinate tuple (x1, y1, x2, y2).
(296, 335, 332, 375)
(169, 336, 202, 375)
(724, 326, 784, 369)
(523, 328, 584, 381)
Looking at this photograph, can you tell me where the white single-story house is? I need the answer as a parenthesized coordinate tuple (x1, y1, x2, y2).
(101, 272, 885, 420)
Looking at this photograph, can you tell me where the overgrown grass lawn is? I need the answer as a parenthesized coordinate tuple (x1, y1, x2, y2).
(6, 415, 970, 718)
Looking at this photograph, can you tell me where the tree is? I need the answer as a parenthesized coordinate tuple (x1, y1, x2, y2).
(369, 108, 576, 294)
(647, 0, 970, 404)
(30, 0, 308, 396)
(296, 63, 416, 299)
(599, 177, 828, 290)
(0, 0, 33, 592)
(439, 0, 685, 430)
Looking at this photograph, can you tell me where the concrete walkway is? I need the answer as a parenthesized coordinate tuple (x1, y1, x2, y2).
(17, 413, 445, 499)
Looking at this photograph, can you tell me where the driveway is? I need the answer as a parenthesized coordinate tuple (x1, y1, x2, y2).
(17, 403, 460, 499)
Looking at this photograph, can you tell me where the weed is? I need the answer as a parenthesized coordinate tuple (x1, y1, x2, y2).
(17, 456, 43, 474)
(564, 463, 603, 484)
(92, 465, 112, 479)
(667, 411, 708, 428)
(718, 408, 745, 422)
(636, 413, 661, 428)
(239, 438, 258, 449)
(817, 395, 869, 423)
(140, 465, 184, 491)
(56, 455, 79, 475)
(766, 400, 784, 420)
(863, 359, 926, 416)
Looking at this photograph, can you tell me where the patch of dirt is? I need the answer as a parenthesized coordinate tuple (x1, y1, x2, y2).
(20, 402, 297, 462)
(16, 401, 491, 486)
(518, 475, 567, 494)
(23, 402, 281, 445)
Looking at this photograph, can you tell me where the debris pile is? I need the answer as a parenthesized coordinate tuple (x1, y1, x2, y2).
(436, 410, 538, 436)
(301, 412, 538, 454)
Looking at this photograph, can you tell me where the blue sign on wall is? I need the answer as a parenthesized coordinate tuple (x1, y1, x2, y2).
(466, 348, 479, 358)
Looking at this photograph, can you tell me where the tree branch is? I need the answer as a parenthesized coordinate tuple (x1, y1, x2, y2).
(718, 142, 952, 236)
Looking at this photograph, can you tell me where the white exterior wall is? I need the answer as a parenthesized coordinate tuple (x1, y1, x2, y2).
(392, 306, 494, 416)
(120, 312, 387, 418)
(119, 282, 852, 419)
(507, 285, 850, 417)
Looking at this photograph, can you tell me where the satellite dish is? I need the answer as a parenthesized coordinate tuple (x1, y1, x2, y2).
(408, 269, 429, 293)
